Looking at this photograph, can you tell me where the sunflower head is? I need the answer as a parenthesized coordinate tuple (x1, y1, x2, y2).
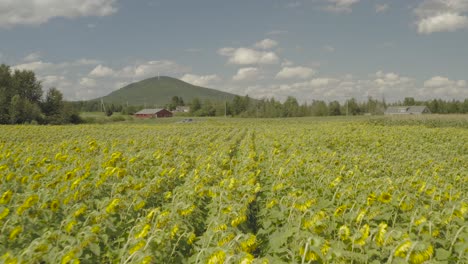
(378, 192, 392, 203)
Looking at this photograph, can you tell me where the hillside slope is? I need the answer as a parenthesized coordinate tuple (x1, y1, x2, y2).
(95, 76, 237, 106)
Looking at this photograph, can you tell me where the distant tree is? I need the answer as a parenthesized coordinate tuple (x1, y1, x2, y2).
(231, 95, 251, 115)
(403, 97, 416, 106)
(310, 100, 328, 116)
(283, 96, 299, 117)
(9, 95, 23, 124)
(328, 101, 341, 116)
(462, 99, 468, 113)
(42, 88, 64, 117)
(345, 98, 360, 115)
(0, 65, 14, 123)
(190, 97, 202, 113)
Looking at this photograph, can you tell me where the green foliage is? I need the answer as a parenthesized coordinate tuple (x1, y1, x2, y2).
(0, 64, 81, 125)
(0, 119, 466, 263)
(105, 108, 113, 117)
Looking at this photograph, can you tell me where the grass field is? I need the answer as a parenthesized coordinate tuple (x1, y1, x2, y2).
(0, 117, 467, 263)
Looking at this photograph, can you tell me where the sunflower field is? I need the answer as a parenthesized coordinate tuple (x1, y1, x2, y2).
(0, 118, 467, 263)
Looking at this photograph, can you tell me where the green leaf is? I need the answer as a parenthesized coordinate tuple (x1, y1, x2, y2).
(435, 248, 451, 261)
(89, 243, 100, 256)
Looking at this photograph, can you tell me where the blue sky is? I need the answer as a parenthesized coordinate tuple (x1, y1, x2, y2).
(1, 0, 467, 102)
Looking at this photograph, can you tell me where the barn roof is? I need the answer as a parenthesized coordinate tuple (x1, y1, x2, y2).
(134, 108, 165, 115)
(385, 106, 431, 114)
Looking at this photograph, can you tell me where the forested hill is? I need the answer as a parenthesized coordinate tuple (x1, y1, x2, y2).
(94, 76, 238, 106)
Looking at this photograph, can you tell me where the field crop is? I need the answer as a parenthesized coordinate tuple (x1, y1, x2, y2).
(0, 118, 467, 263)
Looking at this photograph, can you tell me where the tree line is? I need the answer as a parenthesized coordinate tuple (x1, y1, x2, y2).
(0, 64, 81, 124)
(72, 94, 468, 118)
(188, 95, 468, 117)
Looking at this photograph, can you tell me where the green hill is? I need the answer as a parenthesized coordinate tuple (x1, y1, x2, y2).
(95, 76, 238, 106)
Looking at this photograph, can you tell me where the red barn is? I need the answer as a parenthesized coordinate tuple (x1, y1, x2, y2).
(134, 108, 173, 118)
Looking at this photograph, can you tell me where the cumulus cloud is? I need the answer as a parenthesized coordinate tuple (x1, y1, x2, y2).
(275, 66, 315, 79)
(219, 71, 467, 103)
(417, 13, 468, 34)
(420, 76, 468, 98)
(120, 60, 190, 79)
(41, 75, 67, 88)
(181, 74, 221, 87)
(218, 47, 279, 65)
(89, 65, 115, 77)
(80, 77, 97, 88)
(323, 0, 360, 13)
(0, 0, 117, 28)
(374, 71, 412, 86)
(309, 78, 339, 87)
(232, 67, 261, 82)
(12, 61, 53, 71)
(75, 58, 101, 65)
(23, 52, 42, 62)
(414, 0, 468, 34)
(254, 39, 278, 49)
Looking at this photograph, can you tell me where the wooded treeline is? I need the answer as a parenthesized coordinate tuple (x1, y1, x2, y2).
(0, 64, 81, 124)
(188, 95, 468, 117)
(72, 94, 468, 118)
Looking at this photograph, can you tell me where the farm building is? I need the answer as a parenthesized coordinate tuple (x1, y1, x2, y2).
(384, 106, 431, 115)
(134, 108, 173, 118)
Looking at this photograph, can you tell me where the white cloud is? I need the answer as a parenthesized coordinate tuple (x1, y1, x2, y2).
(41, 75, 67, 88)
(12, 61, 53, 71)
(0, 0, 118, 28)
(217, 71, 468, 103)
(89, 65, 115, 77)
(414, 0, 468, 34)
(417, 12, 468, 34)
(375, 3, 389, 13)
(233, 67, 261, 82)
(218, 47, 279, 65)
(421, 76, 468, 98)
(424, 76, 452, 87)
(23, 52, 42, 62)
(254, 39, 278, 49)
(323, 0, 360, 13)
(121, 60, 190, 79)
(309, 78, 338, 87)
(75, 58, 101, 65)
(276, 66, 315, 79)
(181, 74, 221, 87)
(80, 77, 97, 88)
(374, 71, 412, 89)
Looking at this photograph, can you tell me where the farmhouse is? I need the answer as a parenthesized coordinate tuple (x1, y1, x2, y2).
(134, 108, 173, 118)
(384, 106, 431, 115)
